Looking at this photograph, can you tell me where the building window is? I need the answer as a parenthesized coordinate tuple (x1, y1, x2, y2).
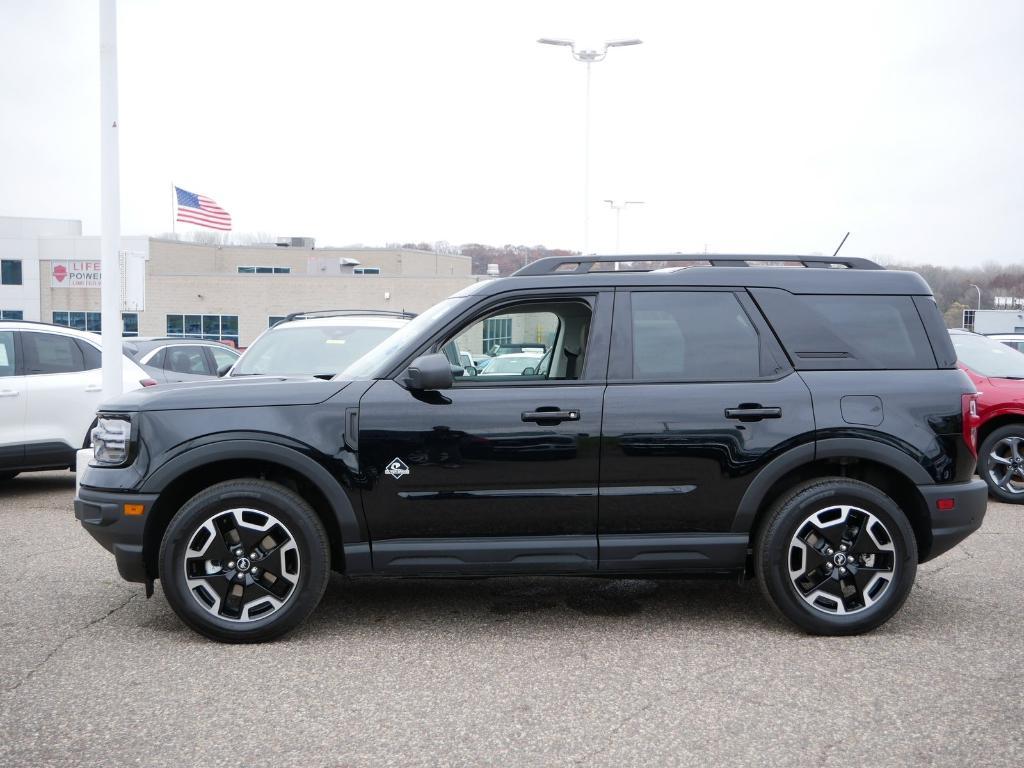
(53, 311, 102, 332)
(238, 266, 290, 274)
(963, 309, 975, 332)
(1, 309, 23, 320)
(482, 317, 513, 356)
(353, 267, 380, 275)
(269, 315, 287, 327)
(122, 312, 139, 337)
(166, 314, 239, 345)
(1, 260, 22, 285)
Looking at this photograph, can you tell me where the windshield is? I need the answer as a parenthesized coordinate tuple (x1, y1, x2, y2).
(951, 333, 1024, 379)
(342, 297, 467, 379)
(232, 323, 400, 376)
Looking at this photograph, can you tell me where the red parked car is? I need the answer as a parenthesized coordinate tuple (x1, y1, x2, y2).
(950, 328, 1024, 502)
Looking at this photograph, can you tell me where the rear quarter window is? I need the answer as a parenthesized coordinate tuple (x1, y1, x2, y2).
(750, 289, 936, 370)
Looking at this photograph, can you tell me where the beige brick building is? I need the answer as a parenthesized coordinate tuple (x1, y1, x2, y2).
(23, 229, 483, 347)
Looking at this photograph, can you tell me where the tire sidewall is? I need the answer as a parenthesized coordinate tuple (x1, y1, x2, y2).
(759, 481, 917, 635)
(159, 481, 329, 643)
(978, 425, 1024, 504)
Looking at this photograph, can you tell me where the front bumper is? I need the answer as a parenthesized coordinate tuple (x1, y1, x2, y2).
(75, 487, 159, 583)
(917, 478, 988, 561)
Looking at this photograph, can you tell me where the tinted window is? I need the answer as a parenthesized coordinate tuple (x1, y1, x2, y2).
(751, 289, 936, 370)
(0, 331, 15, 376)
(23, 332, 86, 374)
(630, 292, 760, 381)
(1, 260, 22, 285)
(166, 346, 212, 375)
(77, 339, 101, 370)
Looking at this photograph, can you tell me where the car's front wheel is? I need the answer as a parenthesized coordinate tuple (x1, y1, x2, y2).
(755, 478, 917, 635)
(158, 479, 331, 643)
(978, 424, 1024, 503)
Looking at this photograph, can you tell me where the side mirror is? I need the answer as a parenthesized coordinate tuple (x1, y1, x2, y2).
(465, 365, 478, 377)
(217, 363, 232, 378)
(522, 367, 535, 376)
(403, 353, 454, 391)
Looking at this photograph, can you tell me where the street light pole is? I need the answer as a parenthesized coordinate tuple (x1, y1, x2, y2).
(538, 37, 642, 254)
(604, 200, 644, 255)
(968, 283, 982, 310)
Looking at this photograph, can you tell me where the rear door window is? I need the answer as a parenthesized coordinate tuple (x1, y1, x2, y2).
(22, 332, 87, 374)
(166, 346, 213, 375)
(630, 291, 762, 381)
(750, 289, 936, 370)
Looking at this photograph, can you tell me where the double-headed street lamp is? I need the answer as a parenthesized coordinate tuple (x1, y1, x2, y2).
(538, 37, 642, 254)
(604, 199, 644, 255)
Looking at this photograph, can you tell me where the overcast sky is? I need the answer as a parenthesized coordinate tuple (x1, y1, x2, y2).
(1, 1, 1022, 265)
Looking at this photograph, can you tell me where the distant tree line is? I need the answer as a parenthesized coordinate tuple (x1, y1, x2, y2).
(884, 261, 1024, 327)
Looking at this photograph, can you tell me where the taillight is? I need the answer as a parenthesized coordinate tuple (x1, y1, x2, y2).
(962, 393, 980, 458)
(140, 378, 158, 388)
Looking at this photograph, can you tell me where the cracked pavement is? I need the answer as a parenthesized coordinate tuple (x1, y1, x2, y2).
(1, 471, 1022, 767)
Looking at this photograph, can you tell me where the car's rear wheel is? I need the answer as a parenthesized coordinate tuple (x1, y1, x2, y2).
(755, 478, 917, 635)
(978, 425, 1024, 503)
(158, 479, 330, 643)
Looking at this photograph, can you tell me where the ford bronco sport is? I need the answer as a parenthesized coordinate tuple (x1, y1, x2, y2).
(75, 254, 987, 642)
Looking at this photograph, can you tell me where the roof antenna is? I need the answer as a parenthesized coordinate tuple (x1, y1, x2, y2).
(832, 231, 850, 258)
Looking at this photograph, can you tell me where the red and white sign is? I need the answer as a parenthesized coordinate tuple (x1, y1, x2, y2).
(51, 261, 101, 288)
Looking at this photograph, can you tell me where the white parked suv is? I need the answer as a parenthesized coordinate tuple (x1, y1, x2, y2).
(226, 310, 414, 378)
(0, 321, 151, 482)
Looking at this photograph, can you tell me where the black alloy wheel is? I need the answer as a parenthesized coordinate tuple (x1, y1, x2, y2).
(756, 477, 917, 635)
(159, 479, 330, 643)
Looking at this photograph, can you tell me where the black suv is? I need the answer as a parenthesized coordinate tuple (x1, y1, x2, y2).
(75, 254, 987, 642)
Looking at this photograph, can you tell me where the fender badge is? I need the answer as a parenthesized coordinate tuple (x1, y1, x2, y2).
(385, 458, 410, 479)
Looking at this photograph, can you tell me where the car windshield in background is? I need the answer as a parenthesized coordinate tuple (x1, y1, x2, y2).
(342, 298, 466, 379)
(951, 333, 1024, 379)
(232, 324, 398, 376)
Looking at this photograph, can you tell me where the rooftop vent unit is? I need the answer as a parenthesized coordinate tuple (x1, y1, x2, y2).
(340, 258, 361, 267)
(276, 236, 316, 249)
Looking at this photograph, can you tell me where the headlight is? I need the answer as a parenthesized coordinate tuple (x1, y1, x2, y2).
(92, 416, 133, 466)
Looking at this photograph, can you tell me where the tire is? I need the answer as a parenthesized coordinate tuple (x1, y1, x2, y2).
(0, 471, 19, 483)
(158, 479, 331, 643)
(977, 424, 1024, 504)
(755, 477, 918, 636)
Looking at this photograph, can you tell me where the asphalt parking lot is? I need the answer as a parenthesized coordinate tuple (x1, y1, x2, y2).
(1, 471, 1021, 767)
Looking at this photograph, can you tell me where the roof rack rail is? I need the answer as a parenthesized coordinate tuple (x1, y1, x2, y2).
(512, 253, 884, 276)
(283, 309, 418, 323)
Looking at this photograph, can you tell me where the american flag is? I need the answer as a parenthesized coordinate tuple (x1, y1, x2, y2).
(175, 186, 232, 230)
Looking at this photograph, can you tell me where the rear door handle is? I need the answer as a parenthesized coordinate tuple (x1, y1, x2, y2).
(85, 385, 102, 392)
(0, 389, 18, 397)
(724, 405, 782, 421)
(522, 409, 581, 424)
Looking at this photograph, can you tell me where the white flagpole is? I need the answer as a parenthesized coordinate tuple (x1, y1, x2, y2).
(99, 0, 123, 399)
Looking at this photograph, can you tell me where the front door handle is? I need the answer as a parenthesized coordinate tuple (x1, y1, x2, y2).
(522, 409, 581, 424)
(85, 385, 102, 393)
(724, 405, 782, 422)
(0, 389, 18, 397)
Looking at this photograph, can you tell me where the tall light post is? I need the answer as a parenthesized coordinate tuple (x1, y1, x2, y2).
(604, 199, 644, 255)
(99, 0, 123, 399)
(968, 283, 982, 310)
(538, 37, 642, 254)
